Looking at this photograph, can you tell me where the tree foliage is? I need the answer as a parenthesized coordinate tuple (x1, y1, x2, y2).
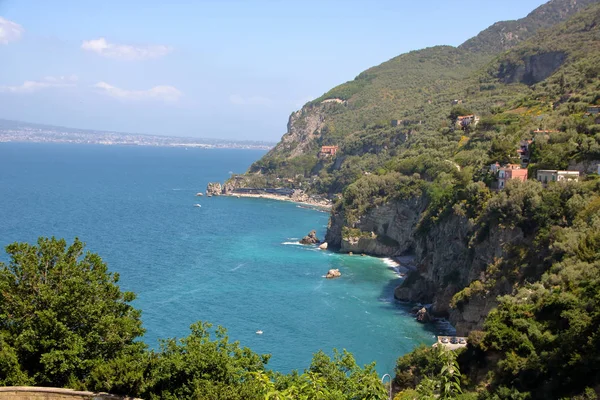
(0, 237, 146, 392)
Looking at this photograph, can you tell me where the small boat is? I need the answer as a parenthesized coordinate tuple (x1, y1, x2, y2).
(255, 330, 263, 335)
(195, 192, 203, 197)
(194, 204, 201, 208)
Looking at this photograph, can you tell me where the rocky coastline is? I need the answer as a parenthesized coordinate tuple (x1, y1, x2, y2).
(205, 181, 332, 210)
(324, 194, 525, 336)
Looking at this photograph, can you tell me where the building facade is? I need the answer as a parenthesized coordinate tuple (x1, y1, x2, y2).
(498, 167, 528, 189)
(536, 170, 580, 185)
(320, 146, 339, 157)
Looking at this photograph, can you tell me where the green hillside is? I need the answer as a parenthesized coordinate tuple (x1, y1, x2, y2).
(352, 5, 600, 399)
(241, 0, 600, 199)
(460, 0, 598, 54)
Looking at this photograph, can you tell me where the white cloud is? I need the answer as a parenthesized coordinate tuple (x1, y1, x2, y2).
(94, 82, 182, 102)
(0, 75, 78, 93)
(0, 17, 24, 45)
(82, 37, 171, 61)
(229, 94, 272, 106)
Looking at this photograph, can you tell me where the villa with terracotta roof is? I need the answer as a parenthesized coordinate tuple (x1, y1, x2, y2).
(320, 146, 339, 157)
(498, 167, 528, 189)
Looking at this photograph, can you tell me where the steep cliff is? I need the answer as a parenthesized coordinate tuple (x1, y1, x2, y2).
(326, 197, 427, 256)
(326, 195, 525, 335)
(275, 105, 328, 159)
(497, 51, 567, 85)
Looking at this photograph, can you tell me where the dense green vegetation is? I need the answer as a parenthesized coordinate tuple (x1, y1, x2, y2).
(0, 237, 387, 399)
(393, 177, 600, 399)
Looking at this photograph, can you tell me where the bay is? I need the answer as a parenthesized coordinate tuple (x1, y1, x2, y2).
(0, 142, 435, 375)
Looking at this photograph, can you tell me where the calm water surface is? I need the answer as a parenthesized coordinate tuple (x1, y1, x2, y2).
(0, 143, 436, 374)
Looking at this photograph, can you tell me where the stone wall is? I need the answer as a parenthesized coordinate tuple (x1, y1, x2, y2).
(0, 387, 139, 400)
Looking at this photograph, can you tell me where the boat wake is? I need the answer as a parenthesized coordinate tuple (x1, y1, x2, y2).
(230, 263, 245, 271)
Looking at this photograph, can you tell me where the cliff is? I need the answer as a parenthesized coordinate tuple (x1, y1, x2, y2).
(326, 197, 427, 256)
(326, 195, 524, 335)
(262, 104, 329, 160)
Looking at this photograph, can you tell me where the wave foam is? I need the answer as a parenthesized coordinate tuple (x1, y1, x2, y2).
(382, 257, 400, 268)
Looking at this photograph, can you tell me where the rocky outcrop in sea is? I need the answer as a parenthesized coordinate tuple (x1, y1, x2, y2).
(325, 269, 341, 279)
(299, 230, 320, 245)
(206, 182, 222, 196)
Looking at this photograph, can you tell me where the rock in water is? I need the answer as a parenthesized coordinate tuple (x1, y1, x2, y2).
(325, 269, 341, 279)
(318, 242, 328, 250)
(416, 307, 431, 323)
(206, 182, 223, 196)
(299, 230, 320, 245)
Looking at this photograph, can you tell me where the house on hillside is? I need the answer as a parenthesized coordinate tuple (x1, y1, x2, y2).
(498, 167, 528, 189)
(536, 170, 580, 185)
(319, 146, 339, 157)
(452, 99, 463, 105)
(518, 139, 533, 166)
(456, 115, 479, 129)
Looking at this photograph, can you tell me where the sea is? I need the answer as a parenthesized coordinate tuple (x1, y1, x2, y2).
(0, 142, 439, 375)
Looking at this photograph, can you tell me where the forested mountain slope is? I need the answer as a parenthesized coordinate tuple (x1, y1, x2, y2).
(234, 0, 599, 198)
(460, 0, 598, 53)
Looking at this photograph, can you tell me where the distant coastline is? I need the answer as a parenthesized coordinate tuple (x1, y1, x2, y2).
(0, 118, 275, 151)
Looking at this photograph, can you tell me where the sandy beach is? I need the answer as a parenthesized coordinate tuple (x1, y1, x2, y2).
(223, 192, 332, 211)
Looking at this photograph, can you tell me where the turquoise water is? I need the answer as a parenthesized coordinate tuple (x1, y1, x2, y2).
(0, 143, 436, 375)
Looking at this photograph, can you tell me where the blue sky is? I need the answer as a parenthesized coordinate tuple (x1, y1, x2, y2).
(0, 0, 547, 141)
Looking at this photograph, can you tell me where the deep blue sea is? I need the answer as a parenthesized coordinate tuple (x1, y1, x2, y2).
(0, 143, 436, 375)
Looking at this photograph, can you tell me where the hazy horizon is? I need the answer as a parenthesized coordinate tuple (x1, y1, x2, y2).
(0, 0, 547, 141)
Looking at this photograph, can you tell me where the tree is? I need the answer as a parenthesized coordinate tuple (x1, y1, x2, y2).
(402, 347, 462, 400)
(143, 322, 269, 400)
(0, 237, 147, 394)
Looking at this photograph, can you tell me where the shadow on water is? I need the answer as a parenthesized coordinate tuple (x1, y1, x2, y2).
(376, 272, 456, 339)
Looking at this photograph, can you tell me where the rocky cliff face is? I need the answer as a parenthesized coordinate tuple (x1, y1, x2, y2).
(206, 182, 223, 196)
(326, 196, 525, 335)
(459, 0, 598, 54)
(326, 197, 427, 256)
(260, 103, 330, 161)
(498, 51, 567, 85)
